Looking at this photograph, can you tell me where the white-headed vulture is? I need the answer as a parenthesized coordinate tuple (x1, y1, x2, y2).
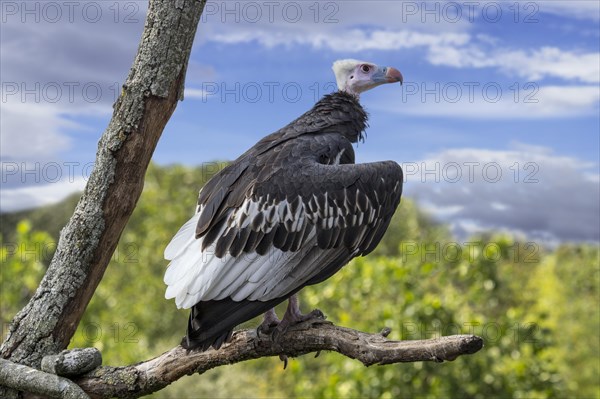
(165, 59, 404, 351)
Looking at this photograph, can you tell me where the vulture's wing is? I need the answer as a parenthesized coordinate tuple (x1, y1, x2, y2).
(163, 145, 402, 349)
(165, 159, 403, 305)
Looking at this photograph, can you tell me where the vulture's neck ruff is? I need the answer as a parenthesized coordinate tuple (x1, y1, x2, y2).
(306, 91, 368, 143)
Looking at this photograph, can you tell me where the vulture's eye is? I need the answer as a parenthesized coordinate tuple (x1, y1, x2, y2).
(361, 65, 371, 73)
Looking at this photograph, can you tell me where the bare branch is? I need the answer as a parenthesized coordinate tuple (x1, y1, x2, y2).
(74, 321, 483, 398)
(0, 359, 89, 399)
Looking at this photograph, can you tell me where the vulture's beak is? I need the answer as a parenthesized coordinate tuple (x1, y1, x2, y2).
(372, 66, 403, 86)
(385, 67, 403, 85)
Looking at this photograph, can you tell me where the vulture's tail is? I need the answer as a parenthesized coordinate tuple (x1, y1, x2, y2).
(183, 297, 285, 351)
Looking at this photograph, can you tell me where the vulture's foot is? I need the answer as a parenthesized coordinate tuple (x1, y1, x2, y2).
(257, 308, 280, 335)
(272, 294, 326, 341)
(274, 307, 324, 370)
(259, 295, 325, 370)
(272, 309, 325, 342)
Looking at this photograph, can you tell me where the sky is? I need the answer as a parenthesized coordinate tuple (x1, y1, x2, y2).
(1, 0, 599, 245)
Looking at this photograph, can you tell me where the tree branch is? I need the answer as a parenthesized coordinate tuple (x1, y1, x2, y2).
(0, 359, 89, 399)
(73, 321, 483, 398)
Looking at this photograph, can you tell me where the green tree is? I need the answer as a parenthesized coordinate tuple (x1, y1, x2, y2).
(1, 221, 54, 332)
(2, 163, 598, 398)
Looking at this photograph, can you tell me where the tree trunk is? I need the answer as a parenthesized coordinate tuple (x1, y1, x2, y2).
(1, 0, 206, 395)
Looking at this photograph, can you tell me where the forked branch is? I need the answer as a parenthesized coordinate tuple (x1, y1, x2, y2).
(72, 321, 483, 398)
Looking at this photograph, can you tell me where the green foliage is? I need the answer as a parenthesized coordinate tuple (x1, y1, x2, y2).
(1, 221, 54, 331)
(0, 193, 80, 242)
(527, 245, 600, 399)
(284, 236, 567, 399)
(1, 163, 598, 399)
(370, 198, 452, 258)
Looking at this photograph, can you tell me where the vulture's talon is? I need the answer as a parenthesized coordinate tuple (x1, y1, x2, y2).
(279, 354, 289, 369)
(257, 320, 279, 336)
(271, 324, 288, 342)
(258, 308, 280, 336)
(256, 325, 264, 337)
(307, 309, 325, 320)
(380, 327, 392, 337)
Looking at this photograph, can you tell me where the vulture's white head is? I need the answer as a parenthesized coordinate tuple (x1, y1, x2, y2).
(332, 59, 403, 97)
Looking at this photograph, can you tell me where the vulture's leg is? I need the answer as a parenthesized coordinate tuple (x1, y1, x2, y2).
(268, 295, 324, 369)
(258, 308, 280, 334)
(258, 308, 291, 368)
(274, 294, 325, 339)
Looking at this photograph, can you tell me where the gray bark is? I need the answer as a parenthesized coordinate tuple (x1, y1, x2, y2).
(41, 348, 102, 378)
(0, 0, 207, 396)
(0, 359, 89, 399)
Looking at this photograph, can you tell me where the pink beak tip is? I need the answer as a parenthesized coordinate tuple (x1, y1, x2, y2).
(386, 67, 403, 85)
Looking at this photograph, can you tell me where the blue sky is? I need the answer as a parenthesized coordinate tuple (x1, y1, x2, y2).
(1, 1, 599, 244)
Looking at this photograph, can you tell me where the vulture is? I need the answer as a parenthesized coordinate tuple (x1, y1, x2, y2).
(164, 59, 404, 351)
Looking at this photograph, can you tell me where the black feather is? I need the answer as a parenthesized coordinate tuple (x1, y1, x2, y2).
(215, 228, 236, 258)
(229, 228, 251, 257)
(273, 224, 288, 248)
(244, 230, 263, 253)
(256, 228, 276, 255)
(317, 228, 333, 249)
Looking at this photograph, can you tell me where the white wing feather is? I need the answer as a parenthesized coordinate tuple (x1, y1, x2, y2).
(164, 211, 326, 307)
(164, 211, 201, 261)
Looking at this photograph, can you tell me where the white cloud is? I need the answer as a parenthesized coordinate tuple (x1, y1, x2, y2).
(199, 1, 475, 53)
(1, 99, 112, 160)
(380, 84, 599, 119)
(500, 48, 600, 83)
(184, 88, 212, 100)
(1, 4, 145, 162)
(1, 103, 76, 160)
(208, 23, 599, 85)
(200, 1, 599, 85)
(0, 177, 86, 213)
(536, 0, 600, 20)
(406, 144, 600, 243)
(211, 28, 471, 53)
(427, 43, 493, 68)
(429, 45, 600, 84)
